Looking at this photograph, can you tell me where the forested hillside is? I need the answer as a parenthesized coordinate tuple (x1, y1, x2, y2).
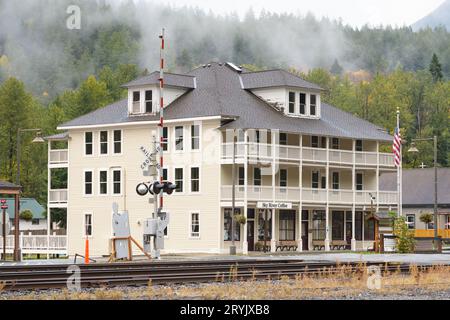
(0, 0, 449, 207)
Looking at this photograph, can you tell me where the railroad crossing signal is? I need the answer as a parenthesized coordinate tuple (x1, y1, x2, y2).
(0, 199, 7, 210)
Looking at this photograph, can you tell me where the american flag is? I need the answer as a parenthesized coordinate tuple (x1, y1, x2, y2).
(393, 127, 401, 167)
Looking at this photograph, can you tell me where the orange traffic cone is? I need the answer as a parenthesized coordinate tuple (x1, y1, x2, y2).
(85, 238, 89, 264)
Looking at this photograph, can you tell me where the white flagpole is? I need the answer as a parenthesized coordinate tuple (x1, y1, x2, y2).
(396, 108, 402, 217)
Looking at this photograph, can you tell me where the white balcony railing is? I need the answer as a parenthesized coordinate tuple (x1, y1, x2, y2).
(49, 149, 68, 164)
(221, 143, 394, 167)
(0, 235, 67, 255)
(221, 185, 397, 205)
(49, 189, 68, 203)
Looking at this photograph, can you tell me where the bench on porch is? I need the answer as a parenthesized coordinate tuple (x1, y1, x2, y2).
(330, 240, 349, 250)
(276, 241, 298, 251)
(312, 240, 325, 250)
(255, 241, 271, 252)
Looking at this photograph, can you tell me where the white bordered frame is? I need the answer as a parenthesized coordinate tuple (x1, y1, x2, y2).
(189, 211, 200, 239)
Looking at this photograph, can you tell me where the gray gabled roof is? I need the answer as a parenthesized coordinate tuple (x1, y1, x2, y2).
(380, 168, 450, 206)
(0, 180, 21, 190)
(58, 62, 392, 142)
(240, 69, 323, 91)
(122, 71, 196, 89)
(3, 198, 46, 220)
(44, 132, 69, 141)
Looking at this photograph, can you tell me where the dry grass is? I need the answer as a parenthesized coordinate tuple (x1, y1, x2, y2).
(6, 264, 450, 300)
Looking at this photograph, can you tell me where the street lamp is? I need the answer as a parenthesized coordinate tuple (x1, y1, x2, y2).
(15, 128, 44, 261)
(407, 136, 438, 242)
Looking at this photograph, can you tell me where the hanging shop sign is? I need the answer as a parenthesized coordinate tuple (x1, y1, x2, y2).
(257, 202, 292, 209)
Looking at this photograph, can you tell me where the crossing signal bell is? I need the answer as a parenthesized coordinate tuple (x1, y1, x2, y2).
(136, 181, 176, 196)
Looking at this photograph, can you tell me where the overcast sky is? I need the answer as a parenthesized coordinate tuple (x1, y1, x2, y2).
(148, 0, 445, 27)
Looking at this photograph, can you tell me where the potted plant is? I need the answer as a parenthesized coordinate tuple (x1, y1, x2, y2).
(420, 213, 433, 230)
(234, 214, 247, 225)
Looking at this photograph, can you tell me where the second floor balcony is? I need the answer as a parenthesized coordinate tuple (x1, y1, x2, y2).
(221, 185, 397, 206)
(221, 142, 395, 167)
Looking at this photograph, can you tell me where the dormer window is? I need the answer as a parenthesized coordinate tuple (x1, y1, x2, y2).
(310, 94, 317, 116)
(132, 91, 140, 113)
(299, 93, 306, 115)
(145, 90, 153, 113)
(288, 92, 295, 114)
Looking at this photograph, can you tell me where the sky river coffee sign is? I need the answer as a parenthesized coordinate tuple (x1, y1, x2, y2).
(257, 202, 293, 209)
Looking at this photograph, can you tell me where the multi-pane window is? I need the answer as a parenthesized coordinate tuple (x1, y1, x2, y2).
(321, 176, 326, 189)
(85, 132, 93, 155)
(356, 173, 363, 190)
(145, 90, 152, 113)
(288, 92, 295, 113)
(84, 214, 92, 237)
(191, 167, 200, 192)
(162, 168, 168, 182)
(254, 168, 261, 186)
(310, 94, 317, 116)
(279, 211, 295, 240)
(356, 139, 363, 151)
(113, 130, 122, 154)
(113, 170, 121, 195)
(100, 131, 108, 155)
(332, 172, 340, 189)
(311, 136, 319, 148)
(175, 126, 184, 151)
(190, 213, 200, 238)
(331, 138, 339, 149)
(175, 168, 183, 192)
(99, 170, 108, 195)
(312, 171, 319, 189)
(238, 167, 245, 186)
(299, 93, 306, 114)
(84, 171, 93, 195)
(280, 133, 287, 145)
(162, 127, 168, 151)
(257, 209, 272, 241)
(406, 214, 415, 230)
(191, 125, 200, 150)
(332, 211, 344, 240)
(224, 208, 240, 241)
(132, 91, 140, 113)
(312, 210, 326, 240)
(280, 169, 287, 187)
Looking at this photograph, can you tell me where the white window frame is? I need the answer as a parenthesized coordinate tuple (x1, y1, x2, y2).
(84, 132, 94, 157)
(98, 169, 109, 196)
(162, 127, 169, 152)
(174, 126, 184, 152)
(145, 90, 153, 113)
(332, 171, 340, 190)
(279, 168, 288, 187)
(356, 139, 363, 152)
(253, 167, 261, 186)
(113, 130, 122, 155)
(83, 169, 94, 196)
(132, 91, 141, 114)
(299, 92, 306, 115)
(111, 168, 122, 196)
(189, 211, 200, 238)
(406, 214, 416, 230)
(174, 167, 184, 194)
(83, 212, 93, 238)
(190, 123, 201, 151)
(331, 138, 340, 150)
(99, 130, 109, 156)
(311, 136, 319, 148)
(310, 94, 317, 117)
(190, 166, 201, 193)
(288, 91, 296, 114)
(356, 172, 364, 191)
(312, 170, 320, 189)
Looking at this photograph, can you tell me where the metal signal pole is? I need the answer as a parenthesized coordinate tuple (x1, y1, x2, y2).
(159, 28, 165, 213)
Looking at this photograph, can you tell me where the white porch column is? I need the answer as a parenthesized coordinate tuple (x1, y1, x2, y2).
(242, 130, 249, 254)
(351, 139, 357, 251)
(47, 140, 51, 260)
(325, 137, 330, 251)
(297, 135, 303, 251)
(270, 130, 276, 252)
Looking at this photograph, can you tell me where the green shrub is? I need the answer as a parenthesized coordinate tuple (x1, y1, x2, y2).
(19, 210, 33, 221)
(393, 216, 415, 253)
(420, 213, 433, 229)
(234, 214, 247, 225)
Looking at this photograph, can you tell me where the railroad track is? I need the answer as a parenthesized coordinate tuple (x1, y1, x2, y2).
(0, 259, 441, 291)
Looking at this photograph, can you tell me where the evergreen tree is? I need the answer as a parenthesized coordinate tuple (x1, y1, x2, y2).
(330, 59, 343, 75)
(429, 53, 443, 82)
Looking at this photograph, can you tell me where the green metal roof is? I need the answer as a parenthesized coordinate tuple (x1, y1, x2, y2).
(1, 198, 46, 220)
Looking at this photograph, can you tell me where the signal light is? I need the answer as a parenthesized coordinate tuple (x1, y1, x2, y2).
(136, 183, 149, 196)
(136, 181, 177, 196)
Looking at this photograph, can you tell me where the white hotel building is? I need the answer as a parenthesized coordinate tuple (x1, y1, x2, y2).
(46, 62, 398, 257)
